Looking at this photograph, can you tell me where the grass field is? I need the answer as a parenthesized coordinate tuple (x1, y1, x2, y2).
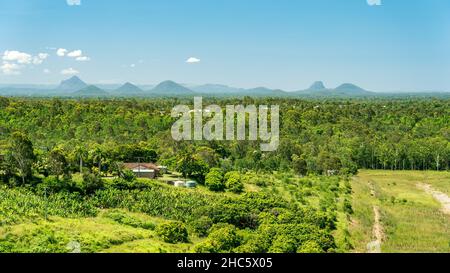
(0, 209, 198, 253)
(349, 170, 450, 253)
(1, 170, 448, 253)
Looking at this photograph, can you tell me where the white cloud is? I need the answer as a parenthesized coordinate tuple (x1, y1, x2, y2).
(1, 62, 21, 75)
(43, 68, 51, 74)
(57, 48, 67, 57)
(67, 50, 82, 58)
(1, 50, 49, 75)
(32, 53, 49, 65)
(2, 50, 32, 64)
(67, 0, 81, 6)
(57, 48, 90, 61)
(61, 67, 79, 75)
(76, 56, 90, 62)
(33, 58, 44, 65)
(186, 57, 201, 63)
(38, 53, 49, 60)
(367, 0, 382, 6)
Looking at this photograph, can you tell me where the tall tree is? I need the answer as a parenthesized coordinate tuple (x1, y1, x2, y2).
(74, 145, 88, 174)
(7, 132, 36, 185)
(176, 151, 208, 180)
(48, 148, 69, 181)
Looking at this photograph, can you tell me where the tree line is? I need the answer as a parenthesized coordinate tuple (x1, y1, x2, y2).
(0, 97, 448, 185)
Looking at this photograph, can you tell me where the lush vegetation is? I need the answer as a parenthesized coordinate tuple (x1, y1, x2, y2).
(0, 97, 448, 179)
(0, 97, 448, 253)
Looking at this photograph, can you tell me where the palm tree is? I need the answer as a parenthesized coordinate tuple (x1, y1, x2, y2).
(74, 145, 88, 174)
(91, 147, 103, 174)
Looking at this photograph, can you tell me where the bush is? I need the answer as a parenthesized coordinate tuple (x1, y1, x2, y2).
(255, 223, 335, 253)
(109, 177, 151, 190)
(343, 198, 354, 215)
(224, 171, 244, 193)
(155, 221, 189, 244)
(255, 179, 267, 187)
(189, 216, 213, 237)
(104, 210, 155, 230)
(120, 169, 136, 182)
(297, 241, 324, 253)
(81, 173, 104, 195)
(269, 234, 297, 253)
(205, 168, 225, 192)
(194, 224, 242, 253)
(339, 160, 358, 175)
(37, 176, 75, 193)
(204, 200, 259, 229)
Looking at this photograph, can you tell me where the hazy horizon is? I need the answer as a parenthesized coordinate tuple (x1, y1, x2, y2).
(1, 76, 449, 93)
(1, 0, 450, 92)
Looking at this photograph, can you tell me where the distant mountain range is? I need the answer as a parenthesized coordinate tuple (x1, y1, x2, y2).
(112, 82, 144, 95)
(0, 76, 448, 99)
(151, 80, 194, 95)
(307, 81, 327, 91)
(291, 82, 375, 97)
(57, 76, 88, 92)
(191, 84, 243, 94)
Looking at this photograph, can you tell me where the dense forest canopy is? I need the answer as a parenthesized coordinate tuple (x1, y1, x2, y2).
(0, 97, 448, 179)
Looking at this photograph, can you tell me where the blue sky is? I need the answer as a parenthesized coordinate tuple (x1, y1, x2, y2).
(0, 0, 449, 91)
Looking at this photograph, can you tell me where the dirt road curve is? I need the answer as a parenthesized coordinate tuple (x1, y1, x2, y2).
(418, 183, 450, 215)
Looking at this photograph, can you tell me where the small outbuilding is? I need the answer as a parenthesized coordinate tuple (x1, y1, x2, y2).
(123, 163, 160, 179)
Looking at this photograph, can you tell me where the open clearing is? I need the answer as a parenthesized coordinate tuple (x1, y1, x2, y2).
(418, 183, 450, 215)
(350, 170, 450, 253)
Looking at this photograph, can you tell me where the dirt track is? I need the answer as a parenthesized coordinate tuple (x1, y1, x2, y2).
(367, 206, 383, 253)
(418, 183, 450, 215)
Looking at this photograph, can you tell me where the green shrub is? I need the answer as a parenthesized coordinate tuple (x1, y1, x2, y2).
(235, 221, 336, 254)
(297, 241, 324, 253)
(205, 168, 225, 192)
(120, 169, 136, 182)
(255, 179, 267, 187)
(109, 177, 151, 190)
(81, 173, 104, 195)
(189, 216, 213, 237)
(343, 198, 354, 215)
(233, 239, 263, 253)
(194, 224, 242, 253)
(37, 176, 75, 193)
(269, 234, 297, 253)
(204, 201, 259, 229)
(343, 180, 352, 194)
(224, 171, 244, 193)
(104, 210, 155, 230)
(155, 221, 189, 244)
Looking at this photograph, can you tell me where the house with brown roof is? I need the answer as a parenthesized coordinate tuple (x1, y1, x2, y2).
(123, 163, 160, 179)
